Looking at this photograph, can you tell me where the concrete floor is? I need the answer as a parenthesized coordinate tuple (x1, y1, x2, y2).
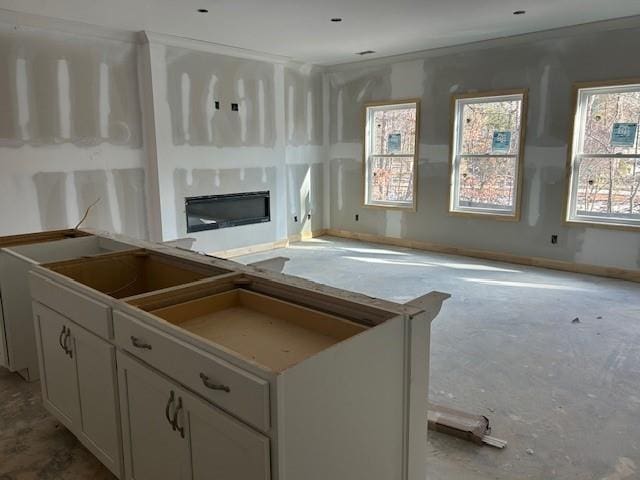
(0, 367, 113, 479)
(1, 235, 638, 479)
(238, 236, 640, 480)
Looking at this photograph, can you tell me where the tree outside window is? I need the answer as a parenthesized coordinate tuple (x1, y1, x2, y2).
(567, 82, 640, 228)
(364, 101, 419, 209)
(449, 90, 527, 219)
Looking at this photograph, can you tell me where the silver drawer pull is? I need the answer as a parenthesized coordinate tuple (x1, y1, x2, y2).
(59, 326, 67, 352)
(199, 373, 230, 392)
(63, 329, 73, 359)
(165, 390, 176, 428)
(130, 336, 152, 350)
(173, 396, 185, 439)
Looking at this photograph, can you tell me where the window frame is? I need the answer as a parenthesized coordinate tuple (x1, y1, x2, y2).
(362, 99, 420, 211)
(448, 89, 528, 221)
(564, 78, 640, 231)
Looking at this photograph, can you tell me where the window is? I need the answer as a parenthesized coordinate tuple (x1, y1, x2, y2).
(566, 81, 640, 229)
(363, 100, 419, 209)
(449, 90, 527, 219)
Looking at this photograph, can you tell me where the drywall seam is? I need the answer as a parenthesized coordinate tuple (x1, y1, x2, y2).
(322, 73, 331, 229)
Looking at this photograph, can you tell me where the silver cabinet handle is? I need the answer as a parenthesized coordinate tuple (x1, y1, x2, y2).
(165, 390, 175, 428)
(63, 329, 72, 358)
(199, 373, 230, 393)
(59, 326, 67, 353)
(130, 336, 152, 350)
(172, 396, 185, 439)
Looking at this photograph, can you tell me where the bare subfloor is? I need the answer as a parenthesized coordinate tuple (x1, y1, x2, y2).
(1, 235, 638, 479)
(0, 366, 114, 479)
(238, 236, 640, 480)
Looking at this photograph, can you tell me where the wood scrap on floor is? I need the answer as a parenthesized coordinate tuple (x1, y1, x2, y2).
(428, 403, 507, 448)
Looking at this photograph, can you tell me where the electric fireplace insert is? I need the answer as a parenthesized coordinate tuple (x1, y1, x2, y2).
(185, 191, 270, 233)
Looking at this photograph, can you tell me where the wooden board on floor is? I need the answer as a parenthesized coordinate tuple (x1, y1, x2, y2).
(326, 229, 640, 283)
(428, 403, 490, 445)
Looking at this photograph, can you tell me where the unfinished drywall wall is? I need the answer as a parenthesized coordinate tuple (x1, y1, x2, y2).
(284, 65, 326, 237)
(145, 42, 291, 252)
(327, 25, 640, 270)
(166, 48, 277, 148)
(0, 23, 147, 238)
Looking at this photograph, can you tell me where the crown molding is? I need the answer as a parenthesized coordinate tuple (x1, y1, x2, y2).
(325, 14, 640, 71)
(0, 8, 318, 68)
(141, 31, 303, 66)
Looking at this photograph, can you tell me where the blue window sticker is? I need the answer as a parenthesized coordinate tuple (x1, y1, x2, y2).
(611, 123, 638, 147)
(492, 131, 512, 153)
(388, 133, 401, 153)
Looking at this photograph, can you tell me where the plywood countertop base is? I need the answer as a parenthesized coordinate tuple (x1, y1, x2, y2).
(152, 289, 367, 372)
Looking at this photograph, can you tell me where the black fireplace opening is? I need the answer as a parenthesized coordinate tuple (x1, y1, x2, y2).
(185, 191, 271, 233)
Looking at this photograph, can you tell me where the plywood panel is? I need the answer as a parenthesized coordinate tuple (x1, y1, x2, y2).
(151, 289, 367, 372)
(0, 229, 91, 249)
(46, 250, 225, 299)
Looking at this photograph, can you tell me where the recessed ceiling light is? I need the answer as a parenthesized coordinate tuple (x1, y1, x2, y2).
(331, 17, 342, 22)
(356, 50, 376, 56)
(513, 10, 526, 15)
(197, 8, 209, 13)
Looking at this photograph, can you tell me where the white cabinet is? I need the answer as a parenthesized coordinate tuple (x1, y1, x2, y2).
(33, 301, 79, 427)
(117, 351, 270, 480)
(114, 276, 442, 480)
(28, 237, 448, 480)
(32, 302, 123, 477)
(73, 324, 122, 476)
(0, 232, 134, 381)
(186, 386, 271, 480)
(118, 350, 190, 480)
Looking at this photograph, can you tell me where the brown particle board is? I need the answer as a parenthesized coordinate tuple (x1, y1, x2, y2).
(45, 249, 228, 299)
(150, 289, 368, 372)
(0, 229, 91, 249)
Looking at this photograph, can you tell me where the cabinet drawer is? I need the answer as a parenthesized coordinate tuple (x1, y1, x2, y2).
(114, 311, 270, 432)
(29, 272, 111, 340)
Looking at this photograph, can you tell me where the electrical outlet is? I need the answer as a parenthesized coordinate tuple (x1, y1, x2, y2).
(214, 101, 220, 110)
(294, 215, 298, 223)
(307, 213, 311, 220)
(355, 214, 359, 221)
(231, 103, 239, 112)
(551, 234, 558, 244)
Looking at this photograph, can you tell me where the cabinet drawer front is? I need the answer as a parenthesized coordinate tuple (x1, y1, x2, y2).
(114, 311, 270, 432)
(30, 273, 111, 339)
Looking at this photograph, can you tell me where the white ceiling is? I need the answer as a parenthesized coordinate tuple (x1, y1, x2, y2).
(1, 0, 639, 65)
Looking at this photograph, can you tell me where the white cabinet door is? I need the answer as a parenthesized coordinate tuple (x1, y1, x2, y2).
(73, 325, 122, 477)
(117, 352, 190, 480)
(185, 391, 271, 480)
(32, 302, 80, 429)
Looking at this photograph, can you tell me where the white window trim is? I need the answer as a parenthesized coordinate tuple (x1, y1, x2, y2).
(566, 82, 640, 229)
(363, 101, 420, 210)
(449, 92, 526, 219)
